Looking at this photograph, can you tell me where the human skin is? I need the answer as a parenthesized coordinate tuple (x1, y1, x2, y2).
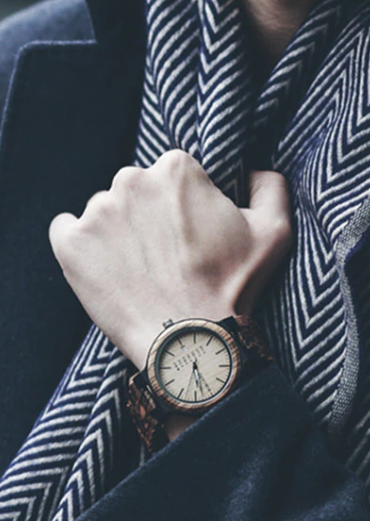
(48, 0, 310, 442)
(49, 150, 292, 440)
(242, 0, 319, 66)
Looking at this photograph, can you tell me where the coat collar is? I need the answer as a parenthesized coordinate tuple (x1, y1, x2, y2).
(85, 0, 145, 48)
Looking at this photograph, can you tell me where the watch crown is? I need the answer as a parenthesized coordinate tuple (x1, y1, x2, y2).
(162, 319, 174, 329)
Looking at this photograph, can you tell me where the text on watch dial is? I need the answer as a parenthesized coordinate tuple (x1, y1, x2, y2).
(156, 329, 232, 403)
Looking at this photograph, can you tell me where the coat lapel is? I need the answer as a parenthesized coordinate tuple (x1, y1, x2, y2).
(0, 0, 146, 474)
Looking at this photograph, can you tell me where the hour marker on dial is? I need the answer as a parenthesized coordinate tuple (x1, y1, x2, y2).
(156, 327, 233, 405)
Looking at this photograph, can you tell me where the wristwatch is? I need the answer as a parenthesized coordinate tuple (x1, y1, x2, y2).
(126, 316, 273, 452)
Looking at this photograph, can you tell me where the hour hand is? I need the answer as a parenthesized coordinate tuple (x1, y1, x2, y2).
(193, 361, 203, 394)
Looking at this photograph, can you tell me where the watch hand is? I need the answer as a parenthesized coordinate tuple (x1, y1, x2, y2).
(194, 366, 200, 388)
(193, 361, 203, 394)
(197, 368, 212, 397)
(185, 363, 196, 399)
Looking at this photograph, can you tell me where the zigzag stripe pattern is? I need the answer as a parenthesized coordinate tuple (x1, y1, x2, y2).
(51, 347, 128, 521)
(3, 0, 370, 518)
(0, 326, 129, 521)
(135, 0, 253, 204)
(263, 0, 370, 429)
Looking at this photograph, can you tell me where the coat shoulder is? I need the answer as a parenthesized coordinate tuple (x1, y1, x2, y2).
(0, 0, 94, 112)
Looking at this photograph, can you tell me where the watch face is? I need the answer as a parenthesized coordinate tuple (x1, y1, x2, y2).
(155, 327, 234, 405)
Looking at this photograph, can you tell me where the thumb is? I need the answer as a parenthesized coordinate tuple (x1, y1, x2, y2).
(243, 169, 290, 218)
(239, 169, 293, 259)
(235, 171, 293, 315)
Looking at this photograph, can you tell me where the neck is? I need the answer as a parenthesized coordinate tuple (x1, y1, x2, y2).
(242, 0, 318, 66)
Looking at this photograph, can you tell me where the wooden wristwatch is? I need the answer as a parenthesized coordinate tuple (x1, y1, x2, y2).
(126, 316, 273, 452)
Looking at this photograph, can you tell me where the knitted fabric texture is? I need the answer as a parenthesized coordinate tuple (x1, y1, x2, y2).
(2, 0, 370, 519)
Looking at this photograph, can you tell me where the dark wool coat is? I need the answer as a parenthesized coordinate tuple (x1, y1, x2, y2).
(0, 0, 369, 519)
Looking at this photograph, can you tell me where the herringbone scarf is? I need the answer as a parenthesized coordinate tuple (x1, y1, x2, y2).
(2, 0, 370, 518)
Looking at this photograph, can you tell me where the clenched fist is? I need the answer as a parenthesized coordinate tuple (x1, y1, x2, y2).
(49, 151, 292, 370)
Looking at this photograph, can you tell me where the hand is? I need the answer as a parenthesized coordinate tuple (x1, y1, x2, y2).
(49, 150, 292, 370)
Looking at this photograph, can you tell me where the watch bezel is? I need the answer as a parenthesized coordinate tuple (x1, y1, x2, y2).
(146, 318, 242, 415)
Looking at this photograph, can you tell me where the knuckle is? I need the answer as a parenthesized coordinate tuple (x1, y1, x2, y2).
(111, 169, 126, 189)
(87, 190, 109, 207)
(155, 149, 192, 177)
(94, 197, 112, 218)
(82, 191, 116, 224)
(162, 149, 190, 164)
(111, 167, 143, 191)
(48, 214, 62, 244)
(153, 150, 208, 187)
(51, 222, 80, 266)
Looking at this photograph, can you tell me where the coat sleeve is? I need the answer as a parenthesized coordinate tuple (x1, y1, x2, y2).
(75, 365, 370, 521)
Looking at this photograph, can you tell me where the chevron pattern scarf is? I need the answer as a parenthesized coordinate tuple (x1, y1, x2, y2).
(2, 0, 370, 518)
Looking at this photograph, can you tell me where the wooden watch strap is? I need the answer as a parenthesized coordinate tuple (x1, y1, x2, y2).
(126, 372, 168, 453)
(126, 316, 273, 453)
(233, 315, 274, 369)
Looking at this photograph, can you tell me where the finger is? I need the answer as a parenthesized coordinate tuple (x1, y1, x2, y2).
(81, 190, 110, 218)
(110, 167, 144, 191)
(150, 149, 210, 183)
(247, 170, 290, 217)
(86, 190, 109, 208)
(49, 212, 78, 261)
(81, 190, 116, 222)
(239, 170, 293, 256)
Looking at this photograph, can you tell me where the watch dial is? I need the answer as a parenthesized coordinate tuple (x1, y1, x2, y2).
(156, 328, 233, 404)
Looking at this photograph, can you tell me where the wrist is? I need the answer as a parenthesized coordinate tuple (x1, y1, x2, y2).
(120, 304, 240, 371)
(126, 314, 271, 453)
(165, 414, 196, 441)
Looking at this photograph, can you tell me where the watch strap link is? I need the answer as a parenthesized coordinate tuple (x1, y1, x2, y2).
(232, 315, 274, 373)
(126, 372, 168, 453)
(126, 316, 274, 453)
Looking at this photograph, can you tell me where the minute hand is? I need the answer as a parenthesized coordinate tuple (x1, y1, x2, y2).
(196, 365, 212, 397)
(185, 363, 196, 400)
(193, 363, 203, 394)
